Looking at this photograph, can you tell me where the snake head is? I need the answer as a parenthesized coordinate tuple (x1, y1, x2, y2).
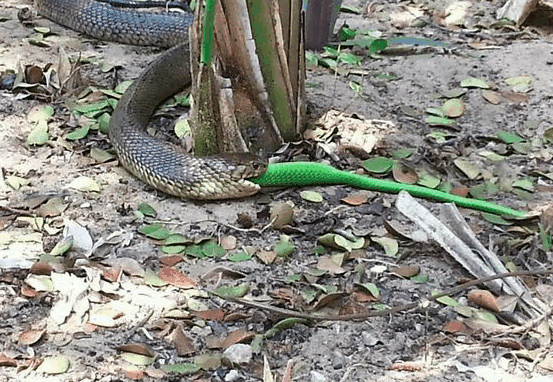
(217, 153, 268, 180)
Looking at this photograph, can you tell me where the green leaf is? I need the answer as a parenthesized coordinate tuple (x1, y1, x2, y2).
(426, 131, 448, 144)
(426, 107, 444, 117)
(540, 223, 552, 251)
(202, 240, 225, 257)
(213, 283, 250, 298)
(362, 156, 394, 174)
(318, 58, 337, 68)
(496, 130, 523, 144)
(71, 99, 110, 114)
(481, 212, 513, 225)
(453, 158, 480, 180)
(27, 121, 49, 145)
(115, 80, 133, 94)
(442, 98, 464, 118)
(144, 268, 167, 287)
(185, 244, 204, 258)
(28, 33, 49, 47)
(432, 291, 459, 306)
(512, 178, 534, 191)
(473, 310, 498, 323)
(50, 237, 73, 256)
(349, 81, 362, 94)
(36, 356, 70, 374)
(338, 25, 356, 41)
(425, 115, 457, 128)
(505, 75, 532, 87)
(28, 105, 54, 123)
(442, 88, 467, 98)
(90, 147, 115, 163)
(66, 125, 90, 140)
(138, 202, 157, 217)
(120, 352, 155, 366)
(392, 148, 412, 159)
(340, 5, 362, 14)
(286, 274, 301, 283)
(165, 234, 192, 245)
(470, 182, 499, 199)
(174, 119, 191, 138)
(368, 39, 387, 54)
(194, 354, 221, 370)
(97, 112, 110, 133)
(410, 274, 428, 284)
(357, 282, 379, 298)
(337, 52, 363, 65)
(174, 94, 190, 106)
(308, 245, 326, 255)
(323, 46, 339, 58)
(138, 223, 173, 240)
(274, 236, 295, 257)
(512, 141, 531, 154)
(460, 77, 489, 89)
(300, 190, 323, 202)
(371, 236, 398, 257)
(160, 245, 186, 254)
(68, 176, 100, 192)
(264, 317, 308, 338)
(417, 172, 440, 189)
(305, 51, 319, 66)
(228, 251, 251, 262)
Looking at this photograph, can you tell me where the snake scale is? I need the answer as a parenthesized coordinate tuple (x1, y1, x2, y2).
(36, 0, 526, 217)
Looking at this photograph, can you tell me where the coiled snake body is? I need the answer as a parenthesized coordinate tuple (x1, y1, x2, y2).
(37, 0, 526, 216)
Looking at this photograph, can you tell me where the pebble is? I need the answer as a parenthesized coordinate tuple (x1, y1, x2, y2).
(310, 370, 327, 382)
(362, 331, 380, 346)
(224, 369, 241, 381)
(332, 351, 346, 369)
(222, 344, 252, 365)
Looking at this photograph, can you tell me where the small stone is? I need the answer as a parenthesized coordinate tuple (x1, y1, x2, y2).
(310, 370, 327, 382)
(222, 344, 252, 365)
(332, 351, 346, 369)
(362, 331, 380, 346)
(224, 369, 241, 381)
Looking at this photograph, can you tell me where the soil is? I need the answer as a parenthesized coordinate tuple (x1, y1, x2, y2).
(1, 0, 553, 381)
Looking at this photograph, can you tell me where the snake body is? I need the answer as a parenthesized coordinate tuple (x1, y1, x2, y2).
(36, 0, 526, 216)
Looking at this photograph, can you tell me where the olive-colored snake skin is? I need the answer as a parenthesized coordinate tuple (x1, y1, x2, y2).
(36, 0, 527, 216)
(37, 0, 267, 199)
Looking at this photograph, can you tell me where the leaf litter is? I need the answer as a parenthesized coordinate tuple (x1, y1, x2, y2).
(2, 0, 553, 381)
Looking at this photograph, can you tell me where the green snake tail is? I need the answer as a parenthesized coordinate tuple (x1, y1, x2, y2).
(251, 162, 526, 218)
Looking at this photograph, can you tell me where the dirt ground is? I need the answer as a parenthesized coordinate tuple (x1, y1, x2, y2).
(1, 0, 553, 381)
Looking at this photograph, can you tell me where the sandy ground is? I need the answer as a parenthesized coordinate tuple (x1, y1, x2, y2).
(1, 0, 553, 381)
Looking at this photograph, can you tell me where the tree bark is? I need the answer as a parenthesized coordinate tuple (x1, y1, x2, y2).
(189, 0, 305, 156)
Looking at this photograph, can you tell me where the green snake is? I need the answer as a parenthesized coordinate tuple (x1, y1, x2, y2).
(37, 0, 526, 217)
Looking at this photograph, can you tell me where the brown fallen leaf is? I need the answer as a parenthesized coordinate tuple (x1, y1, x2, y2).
(221, 329, 255, 349)
(102, 266, 122, 283)
(256, 250, 277, 265)
(388, 361, 424, 371)
(158, 267, 195, 289)
(0, 354, 18, 367)
(20, 283, 39, 298)
(171, 326, 195, 356)
(159, 255, 183, 267)
(467, 289, 499, 312)
(29, 262, 53, 276)
(194, 309, 225, 321)
(443, 320, 469, 334)
(340, 190, 371, 206)
(115, 343, 155, 357)
(19, 329, 45, 346)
